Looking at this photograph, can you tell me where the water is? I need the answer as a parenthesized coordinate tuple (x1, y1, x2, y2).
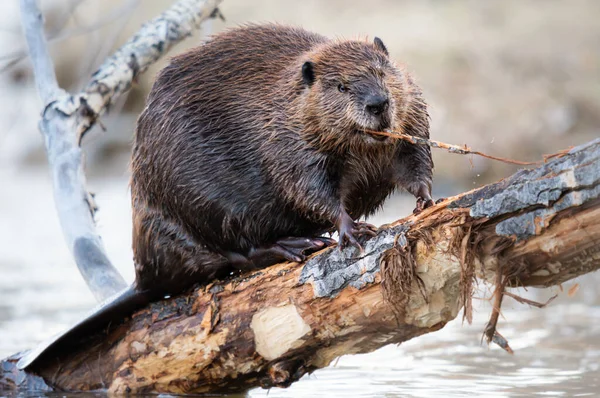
(254, 305, 600, 397)
(1, 168, 599, 397)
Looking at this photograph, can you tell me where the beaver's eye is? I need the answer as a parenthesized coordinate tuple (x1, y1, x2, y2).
(338, 83, 348, 93)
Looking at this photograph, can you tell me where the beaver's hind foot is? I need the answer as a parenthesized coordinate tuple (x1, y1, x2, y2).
(226, 236, 336, 271)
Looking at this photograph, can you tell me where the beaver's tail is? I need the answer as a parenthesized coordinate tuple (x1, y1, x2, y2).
(17, 284, 150, 370)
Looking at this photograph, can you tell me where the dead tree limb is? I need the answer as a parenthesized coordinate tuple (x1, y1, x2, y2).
(2, 138, 598, 395)
(18, 0, 222, 301)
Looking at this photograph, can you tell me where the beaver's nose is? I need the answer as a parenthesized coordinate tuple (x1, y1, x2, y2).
(365, 94, 389, 116)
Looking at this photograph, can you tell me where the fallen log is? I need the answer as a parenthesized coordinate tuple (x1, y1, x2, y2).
(2, 138, 599, 394)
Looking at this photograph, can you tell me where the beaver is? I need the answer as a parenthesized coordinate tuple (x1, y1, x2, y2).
(19, 24, 433, 369)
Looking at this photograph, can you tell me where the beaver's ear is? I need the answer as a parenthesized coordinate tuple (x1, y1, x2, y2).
(374, 37, 389, 56)
(302, 61, 315, 86)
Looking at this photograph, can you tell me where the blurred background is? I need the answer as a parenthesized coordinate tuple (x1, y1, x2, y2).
(1, 0, 599, 396)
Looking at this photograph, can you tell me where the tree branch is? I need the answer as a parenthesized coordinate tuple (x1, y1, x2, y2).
(18, 0, 222, 302)
(19, 0, 61, 102)
(75, 0, 223, 141)
(2, 138, 598, 394)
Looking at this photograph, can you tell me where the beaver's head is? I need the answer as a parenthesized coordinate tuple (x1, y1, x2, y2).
(299, 37, 415, 151)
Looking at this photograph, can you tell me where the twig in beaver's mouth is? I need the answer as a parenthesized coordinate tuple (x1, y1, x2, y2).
(365, 129, 542, 166)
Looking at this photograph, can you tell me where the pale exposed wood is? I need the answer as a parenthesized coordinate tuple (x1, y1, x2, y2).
(18, 0, 222, 302)
(2, 139, 598, 395)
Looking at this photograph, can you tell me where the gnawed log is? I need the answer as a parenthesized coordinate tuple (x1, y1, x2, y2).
(1, 138, 599, 394)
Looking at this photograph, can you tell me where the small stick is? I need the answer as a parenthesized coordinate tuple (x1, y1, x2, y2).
(366, 129, 542, 166)
(482, 273, 514, 354)
(503, 291, 557, 308)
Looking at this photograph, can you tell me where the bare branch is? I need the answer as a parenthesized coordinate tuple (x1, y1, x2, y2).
(20, 0, 124, 302)
(17, 0, 222, 301)
(19, 0, 61, 102)
(75, 0, 224, 141)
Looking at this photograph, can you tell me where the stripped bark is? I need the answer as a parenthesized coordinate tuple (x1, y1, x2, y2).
(2, 138, 598, 395)
(19, 0, 222, 301)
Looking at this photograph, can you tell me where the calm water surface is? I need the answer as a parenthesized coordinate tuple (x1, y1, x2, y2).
(1, 169, 599, 397)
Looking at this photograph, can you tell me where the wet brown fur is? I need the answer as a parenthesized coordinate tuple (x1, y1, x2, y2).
(131, 23, 433, 295)
(20, 24, 434, 369)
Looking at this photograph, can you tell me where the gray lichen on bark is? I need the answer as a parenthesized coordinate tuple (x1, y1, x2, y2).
(300, 224, 410, 297)
(460, 138, 600, 240)
(496, 183, 600, 239)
